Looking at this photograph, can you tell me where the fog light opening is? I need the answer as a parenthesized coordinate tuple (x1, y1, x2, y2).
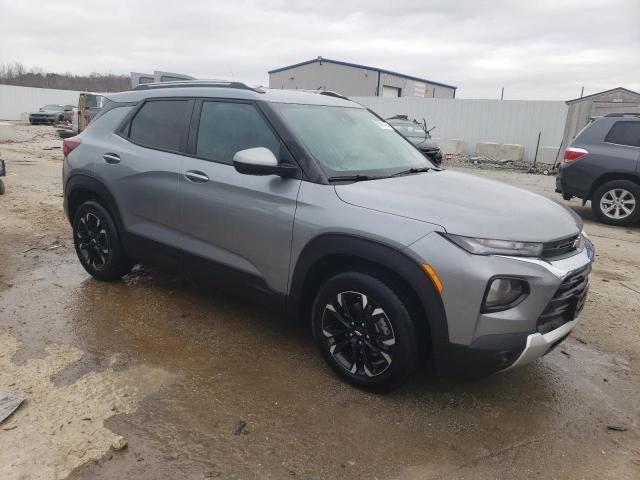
(482, 277, 529, 313)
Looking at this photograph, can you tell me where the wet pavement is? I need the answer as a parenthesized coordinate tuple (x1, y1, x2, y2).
(1, 125, 639, 479)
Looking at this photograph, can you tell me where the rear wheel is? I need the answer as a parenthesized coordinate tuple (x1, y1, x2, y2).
(592, 180, 640, 226)
(311, 272, 420, 392)
(72, 200, 133, 281)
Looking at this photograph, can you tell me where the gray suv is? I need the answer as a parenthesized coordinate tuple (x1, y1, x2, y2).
(63, 81, 594, 391)
(557, 113, 640, 226)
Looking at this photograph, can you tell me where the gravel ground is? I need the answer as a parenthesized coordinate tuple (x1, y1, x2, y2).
(1, 124, 639, 480)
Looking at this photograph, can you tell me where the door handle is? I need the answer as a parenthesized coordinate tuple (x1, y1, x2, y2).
(184, 170, 209, 183)
(103, 153, 121, 164)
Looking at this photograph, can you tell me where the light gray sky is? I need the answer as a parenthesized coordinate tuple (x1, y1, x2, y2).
(1, 0, 638, 100)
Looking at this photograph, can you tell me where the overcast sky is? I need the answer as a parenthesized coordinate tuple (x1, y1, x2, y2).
(1, 0, 638, 100)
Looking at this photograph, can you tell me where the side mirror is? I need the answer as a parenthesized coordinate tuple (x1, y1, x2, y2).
(232, 147, 298, 177)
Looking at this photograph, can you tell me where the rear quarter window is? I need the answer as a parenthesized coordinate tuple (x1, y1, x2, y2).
(128, 99, 192, 152)
(604, 121, 640, 147)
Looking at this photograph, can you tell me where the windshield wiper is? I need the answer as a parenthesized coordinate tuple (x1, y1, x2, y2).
(327, 174, 377, 183)
(390, 167, 432, 177)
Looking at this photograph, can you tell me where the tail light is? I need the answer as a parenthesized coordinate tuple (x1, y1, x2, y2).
(63, 137, 81, 157)
(563, 147, 588, 162)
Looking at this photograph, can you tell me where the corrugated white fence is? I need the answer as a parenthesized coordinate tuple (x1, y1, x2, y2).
(0, 85, 83, 120)
(353, 97, 568, 163)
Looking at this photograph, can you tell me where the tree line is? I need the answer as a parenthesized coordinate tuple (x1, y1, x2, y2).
(0, 62, 130, 92)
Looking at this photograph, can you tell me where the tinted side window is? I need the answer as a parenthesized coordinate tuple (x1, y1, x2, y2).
(604, 121, 640, 147)
(129, 100, 191, 152)
(196, 102, 280, 164)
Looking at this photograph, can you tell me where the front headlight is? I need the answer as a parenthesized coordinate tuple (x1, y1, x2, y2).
(441, 233, 543, 257)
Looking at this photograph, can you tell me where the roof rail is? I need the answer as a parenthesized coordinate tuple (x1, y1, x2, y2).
(603, 112, 640, 117)
(133, 79, 265, 93)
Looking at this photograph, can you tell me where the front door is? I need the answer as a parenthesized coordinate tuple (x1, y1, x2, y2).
(176, 100, 301, 294)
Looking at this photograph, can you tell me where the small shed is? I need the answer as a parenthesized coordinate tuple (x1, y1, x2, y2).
(560, 87, 640, 152)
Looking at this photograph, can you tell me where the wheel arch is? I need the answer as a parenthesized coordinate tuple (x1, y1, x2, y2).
(288, 234, 449, 366)
(587, 172, 640, 201)
(65, 174, 124, 233)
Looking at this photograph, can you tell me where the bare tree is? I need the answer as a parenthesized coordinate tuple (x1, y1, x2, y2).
(0, 62, 130, 92)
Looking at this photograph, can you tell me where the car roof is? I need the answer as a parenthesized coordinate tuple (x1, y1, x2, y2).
(105, 84, 363, 108)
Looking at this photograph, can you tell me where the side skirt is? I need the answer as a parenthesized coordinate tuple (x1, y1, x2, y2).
(121, 232, 286, 313)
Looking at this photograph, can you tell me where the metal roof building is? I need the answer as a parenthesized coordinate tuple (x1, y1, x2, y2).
(268, 57, 457, 99)
(560, 87, 640, 154)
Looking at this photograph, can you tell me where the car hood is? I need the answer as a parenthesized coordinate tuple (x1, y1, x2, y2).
(334, 169, 582, 242)
(31, 109, 58, 114)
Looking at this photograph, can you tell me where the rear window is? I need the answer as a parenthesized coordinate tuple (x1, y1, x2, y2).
(604, 121, 640, 147)
(129, 100, 191, 152)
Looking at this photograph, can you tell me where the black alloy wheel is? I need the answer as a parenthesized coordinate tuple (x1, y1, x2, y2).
(76, 211, 110, 271)
(321, 291, 396, 378)
(72, 200, 132, 280)
(312, 272, 420, 392)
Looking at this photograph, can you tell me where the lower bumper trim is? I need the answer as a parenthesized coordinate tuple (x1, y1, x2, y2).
(503, 315, 580, 370)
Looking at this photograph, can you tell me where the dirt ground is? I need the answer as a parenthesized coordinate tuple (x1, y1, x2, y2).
(1, 124, 639, 480)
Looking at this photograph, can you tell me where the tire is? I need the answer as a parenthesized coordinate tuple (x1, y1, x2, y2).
(72, 200, 133, 281)
(592, 180, 640, 226)
(311, 272, 420, 392)
(0, 179, 5, 195)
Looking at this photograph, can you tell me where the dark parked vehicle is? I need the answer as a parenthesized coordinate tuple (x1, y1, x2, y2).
(29, 104, 66, 124)
(0, 159, 5, 195)
(386, 115, 442, 166)
(556, 113, 640, 226)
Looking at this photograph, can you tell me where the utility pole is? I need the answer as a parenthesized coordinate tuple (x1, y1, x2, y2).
(500, 87, 504, 100)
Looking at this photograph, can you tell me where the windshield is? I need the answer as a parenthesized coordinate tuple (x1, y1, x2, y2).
(273, 104, 433, 176)
(42, 104, 63, 111)
(389, 121, 428, 139)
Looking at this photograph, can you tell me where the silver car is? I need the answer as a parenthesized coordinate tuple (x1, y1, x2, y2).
(29, 104, 66, 124)
(62, 81, 594, 391)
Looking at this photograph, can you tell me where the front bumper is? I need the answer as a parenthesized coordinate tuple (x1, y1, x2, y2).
(29, 114, 56, 123)
(406, 232, 593, 375)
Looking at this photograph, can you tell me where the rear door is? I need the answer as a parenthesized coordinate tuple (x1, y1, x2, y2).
(175, 99, 301, 294)
(603, 121, 640, 173)
(94, 98, 194, 249)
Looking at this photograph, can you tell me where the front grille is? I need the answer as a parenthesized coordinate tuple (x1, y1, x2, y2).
(537, 264, 591, 334)
(542, 235, 579, 259)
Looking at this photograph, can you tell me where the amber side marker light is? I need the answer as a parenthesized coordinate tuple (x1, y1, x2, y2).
(421, 263, 443, 294)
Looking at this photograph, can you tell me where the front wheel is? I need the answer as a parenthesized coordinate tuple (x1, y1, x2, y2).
(592, 180, 640, 226)
(72, 200, 133, 281)
(311, 272, 420, 392)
